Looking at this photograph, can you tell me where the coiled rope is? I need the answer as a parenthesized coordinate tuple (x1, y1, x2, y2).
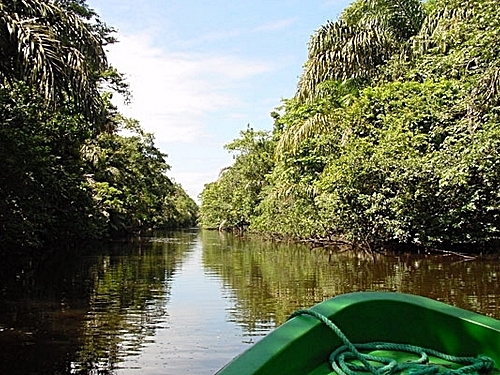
(289, 309, 496, 375)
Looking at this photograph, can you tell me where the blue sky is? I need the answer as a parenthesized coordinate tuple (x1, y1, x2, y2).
(88, 0, 352, 200)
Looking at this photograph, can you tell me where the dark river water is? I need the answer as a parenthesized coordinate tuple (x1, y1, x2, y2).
(1, 229, 500, 374)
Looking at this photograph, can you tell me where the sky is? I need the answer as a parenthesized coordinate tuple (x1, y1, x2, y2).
(88, 0, 352, 200)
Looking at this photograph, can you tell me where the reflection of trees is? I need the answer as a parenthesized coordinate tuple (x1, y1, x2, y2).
(394, 255, 500, 317)
(0, 231, 196, 375)
(71, 231, 196, 374)
(0, 248, 99, 375)
(202, 231, 500, 337)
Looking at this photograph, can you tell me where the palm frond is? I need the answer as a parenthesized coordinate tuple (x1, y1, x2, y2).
(272, 181, 319, 200)
(413, 6, 472, 55)
(298, 0, 425, 101)
(276, 112, 338, 156)
(364, 0, 425, 38)
(298, 21, 393, 100)
(467, 64, 500, 121)
(0, 0, 108, 121)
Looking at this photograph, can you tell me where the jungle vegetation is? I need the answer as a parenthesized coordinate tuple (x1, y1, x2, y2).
(200, 0, 500, 252)
(0, 0, 198, 250)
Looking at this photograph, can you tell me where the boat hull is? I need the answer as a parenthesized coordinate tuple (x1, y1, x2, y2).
(216, 292, 500, 375)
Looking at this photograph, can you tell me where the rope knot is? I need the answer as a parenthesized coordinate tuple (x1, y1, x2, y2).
(289, 309, 497, 375)
(477, 356, 495, 371)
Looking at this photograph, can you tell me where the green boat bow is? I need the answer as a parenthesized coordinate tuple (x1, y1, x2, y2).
(216, 292, 500, 375)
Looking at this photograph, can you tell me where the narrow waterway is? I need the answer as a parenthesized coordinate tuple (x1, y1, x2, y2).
(1, 230, 499, 374)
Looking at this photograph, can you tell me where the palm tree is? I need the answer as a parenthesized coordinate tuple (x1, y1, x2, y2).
(276, 79, 360, 155)
(0, 0, 108, 122)
(278, 0, 425, 154)
(297, 0, 425, 100)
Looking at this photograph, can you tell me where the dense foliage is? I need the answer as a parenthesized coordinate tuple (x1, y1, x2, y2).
(0, 1, 197, 250)
(200, 0, 500, 251)
(199, 126, 273, 231)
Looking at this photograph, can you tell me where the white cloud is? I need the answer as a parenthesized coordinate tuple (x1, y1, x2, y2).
(170, 170, 220, 202)
(253, 18, 297, 32)
(107, 32, 273, 144)
(176, 17, 297, 50)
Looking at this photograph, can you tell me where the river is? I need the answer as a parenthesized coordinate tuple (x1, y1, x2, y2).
(1, 229, 499, 374)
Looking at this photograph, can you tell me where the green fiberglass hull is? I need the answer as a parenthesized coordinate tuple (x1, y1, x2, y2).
(216, 292, 500, 375)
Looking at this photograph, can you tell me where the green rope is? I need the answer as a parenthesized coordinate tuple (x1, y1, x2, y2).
(289, 309, 496, 375)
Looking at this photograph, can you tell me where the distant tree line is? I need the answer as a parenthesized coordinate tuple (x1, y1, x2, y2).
(200, 0, 500, 252)
(0, 0, 198, 250)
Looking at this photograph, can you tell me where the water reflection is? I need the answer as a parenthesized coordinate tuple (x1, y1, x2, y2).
(0, 246, 97, 374)
(1, 230, 500, 374)
(0, 231, 196, 374)
(71, 231, 196, 374)
(201, 231, 500, 332)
